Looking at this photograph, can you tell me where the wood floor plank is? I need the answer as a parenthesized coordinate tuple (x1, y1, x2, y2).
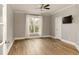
(8, 38, 79, 55)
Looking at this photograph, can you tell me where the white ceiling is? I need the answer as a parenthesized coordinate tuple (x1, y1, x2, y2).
(10, 4, 73, 15)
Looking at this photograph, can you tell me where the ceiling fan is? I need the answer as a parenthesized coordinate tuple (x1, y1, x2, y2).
(40, 4, 50, 10)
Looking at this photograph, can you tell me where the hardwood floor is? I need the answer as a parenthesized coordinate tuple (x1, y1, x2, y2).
(8, 38, 79, 55)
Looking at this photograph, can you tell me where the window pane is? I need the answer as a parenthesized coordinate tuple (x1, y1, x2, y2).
(35, 18, 40, 32)
(35, 25, 39, 32)
(29, 18, 34, 33)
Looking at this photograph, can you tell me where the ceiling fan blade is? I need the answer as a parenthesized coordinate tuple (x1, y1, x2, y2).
(45, 8, 50, 9)
(44, 4, 50, 8)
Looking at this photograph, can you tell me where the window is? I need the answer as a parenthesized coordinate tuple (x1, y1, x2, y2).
(26, 15, 42, 36)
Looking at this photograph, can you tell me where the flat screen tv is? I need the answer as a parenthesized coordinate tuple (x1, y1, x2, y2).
(62, 15, 73, 24)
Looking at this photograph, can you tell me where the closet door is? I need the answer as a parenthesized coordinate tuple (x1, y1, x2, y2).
(55, 17, 62, 39)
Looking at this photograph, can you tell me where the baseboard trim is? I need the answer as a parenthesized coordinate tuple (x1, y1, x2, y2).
(14, 35, 79, 52)
(60, 39, 79, 51)
(14, 35, 52, 40)
(51, 36, 79, 51)
(5, 40, 14, 55)
(14, 37, 26, 40)
(74, 44, 79, 51)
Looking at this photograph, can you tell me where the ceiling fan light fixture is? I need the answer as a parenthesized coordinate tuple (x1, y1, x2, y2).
(40, 4, 50, 10)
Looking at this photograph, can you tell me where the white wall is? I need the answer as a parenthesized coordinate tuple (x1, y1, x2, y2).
(42, 15, 52, 36)
(14, 13, 26, 37)
(0, 5, 2, 17)
(51, 16, 55, 36)
(0, 5, 2, 42)
(6, 5, 14, 51)
(0, 4, 3, 55)
(52, 5, 79, 46)
(14, 13, 52, 38)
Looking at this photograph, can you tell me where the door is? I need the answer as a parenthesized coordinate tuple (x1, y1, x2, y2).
(55, 17, 62, 39)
